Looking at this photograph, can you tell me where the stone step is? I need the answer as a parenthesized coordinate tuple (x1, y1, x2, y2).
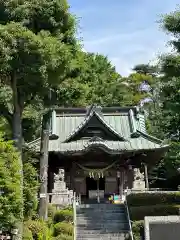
(76, 229, 129, 234)
(76, 233, 128, 237)
(77, 225, 129, 231)
(76, 205, 126, 210)
(76, 236, 126, 240)
(76, 221, 129, 226)
(76, 214, 127, 219)
(76, 233, 128, 240)
(77, 219, 128, 224)
(78, 204, 125, 207)
(76, 237, 125, 240)
(77, 237, 125, 240)
(76, 236, 127, 240)
(76, 204, 129, 240)
(77, 209, 126, 214)
(77, 217, 128, 222)
(77, 212, 127, 216)
(76, 216, 128, 222)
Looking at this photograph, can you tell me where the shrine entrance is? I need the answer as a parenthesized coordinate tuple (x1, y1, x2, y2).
(86, 177, 105, 195)
(86, 177, 105, 201)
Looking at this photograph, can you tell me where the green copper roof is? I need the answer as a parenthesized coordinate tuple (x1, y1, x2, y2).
(28, 106, 169, 154)
(52, 106, 143, 142)
(48, 138, 167, 154)
(64, 109, 126, 142)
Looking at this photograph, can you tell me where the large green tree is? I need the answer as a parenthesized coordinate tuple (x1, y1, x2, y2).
(0, 0, 78, 144)
(148, 7, 180, 185)
(57, 52, 134, 107)
(0, 1, 77, 237)
(0, 0, 76, 44)
(0, 22, 72, 149)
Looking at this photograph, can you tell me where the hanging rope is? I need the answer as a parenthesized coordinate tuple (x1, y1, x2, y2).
(76, 160, 119, 178)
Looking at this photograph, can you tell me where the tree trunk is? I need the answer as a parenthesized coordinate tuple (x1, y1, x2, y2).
(12, 74, 24, 240)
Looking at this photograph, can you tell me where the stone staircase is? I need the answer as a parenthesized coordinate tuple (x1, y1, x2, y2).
(76, 203, 130, 240)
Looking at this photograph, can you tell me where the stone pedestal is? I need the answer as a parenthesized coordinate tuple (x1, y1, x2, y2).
(132, 168, 145, 190)
(51, 169, 73, 205)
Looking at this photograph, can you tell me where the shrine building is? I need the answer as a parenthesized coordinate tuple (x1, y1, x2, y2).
(29, 105, 168, 201)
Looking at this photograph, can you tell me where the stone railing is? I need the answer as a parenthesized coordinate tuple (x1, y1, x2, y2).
(126, 188, 175, 195)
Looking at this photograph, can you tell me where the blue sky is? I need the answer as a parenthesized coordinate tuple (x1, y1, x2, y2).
(69, 0, 179, 76)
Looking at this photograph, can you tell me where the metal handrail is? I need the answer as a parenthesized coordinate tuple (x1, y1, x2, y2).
(124, 196, 134, 240)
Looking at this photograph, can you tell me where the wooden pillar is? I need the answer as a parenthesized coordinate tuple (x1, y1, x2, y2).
(39, 115, 50, 220)
(70, 162, 76, 192)
(117, 171, 120, 194)
(144, 164, 149, 189)
(119, 169, 124, 198)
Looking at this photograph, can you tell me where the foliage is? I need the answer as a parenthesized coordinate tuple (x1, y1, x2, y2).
(0, 0, 77, 45)
(52, 234, 73, 240)
(48, 204, 57, 219)
(23, 226, 33, 240)
(0, 137, 22, 230)
(133, 64, 159, 76)
(57, 52, 134, 107)
(53, 222, 73, 236)
(53, 209, 73, 224)
(0, 21, 72, 100)
(147, 6, 180, 184)
(23, 148, 39, 219)
(123, 72, 156, 105)
(132, 220, 144, 240)
(0, 1, 77, 232)
(130, 204, 180, 221)
(24, 220, 49, 240)
(0, 0, 78, 145)
(127, 192, 180, 206)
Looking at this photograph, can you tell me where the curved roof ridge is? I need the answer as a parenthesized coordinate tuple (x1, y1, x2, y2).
(64, 110, 127, 143)
(137, 130, 165, 144)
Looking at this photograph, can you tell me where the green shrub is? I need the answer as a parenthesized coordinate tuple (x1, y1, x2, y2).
(132, 220, 144, 240)
(127, 192, 180, 206)
(129, 204, 180, 221)
(48, 204, 57, 218)
(54, 222, 73, 236)
(52, 234, 73, 240)
(0, 138, 22, 229)
(23, 226, 33, 240)
(53, 209, 73, 223)
(25, 220, 48, 240)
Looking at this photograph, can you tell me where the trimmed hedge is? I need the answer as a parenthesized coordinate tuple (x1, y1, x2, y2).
(130, 204, 180, 221)
(127, 192, 180, 206)
(132, 220, 144, 240)
(53, 209, 73, 224)
(54, 222, 73, 236)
